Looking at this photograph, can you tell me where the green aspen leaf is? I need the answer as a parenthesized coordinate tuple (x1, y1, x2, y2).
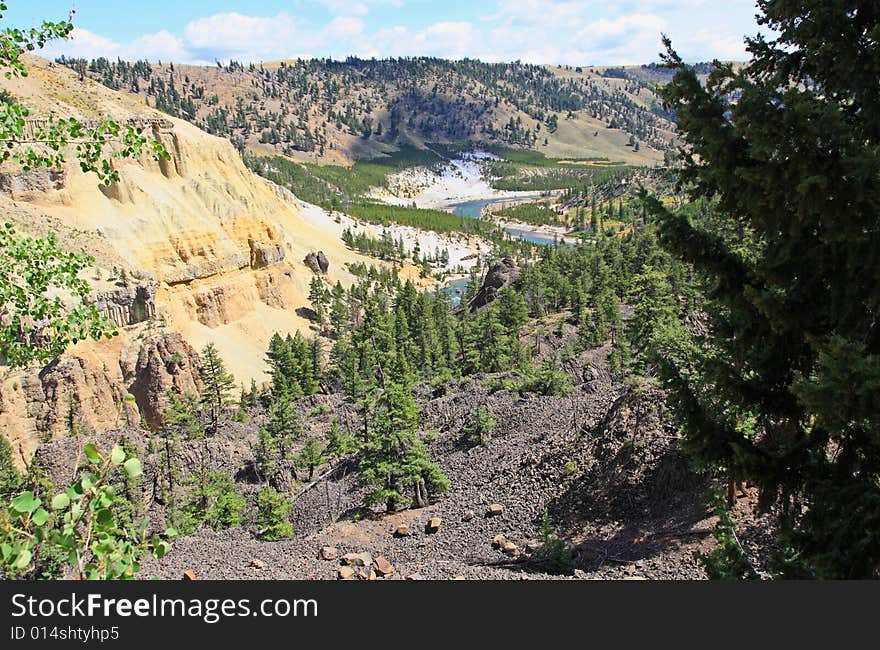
(14, 548, 32, 570)
(11, 491, 40, 513)
(51, 493, 70, 510)
(123, 457, 142, 479)
(31, 508, 49, 526)
(83, 443, 100, 463)
(110, 445, 125, 465)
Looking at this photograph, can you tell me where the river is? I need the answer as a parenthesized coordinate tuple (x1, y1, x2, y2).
(449, 197, 570, 246)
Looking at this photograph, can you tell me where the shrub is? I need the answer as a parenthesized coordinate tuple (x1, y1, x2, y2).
(537, 511, 572, 574)
(462, 405, 497, 447)
(255, 487, 294, 540)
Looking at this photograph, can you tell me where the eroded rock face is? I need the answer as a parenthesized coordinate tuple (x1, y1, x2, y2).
(88, 281, 158, 328)
(0, 356, 134, 468)
(249, 238, 285, 269)
(468, 257, 520, 311)
(0, 330, 203, 468)
(121, 331, 203, 429)
(0, 168, 65, 198)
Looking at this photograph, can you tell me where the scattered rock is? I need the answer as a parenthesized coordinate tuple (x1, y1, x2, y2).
(462, 511, 476, 522)
(182, 569, 196, 581)
(250, 559, 265, 569)
(487, 504, 504, 517)
(374, 557, 394, 577)
(625, 564, 637, 576)
(394, 524, 411, 537)
(405, 573, 425, 581)
(502, 541, 520, 557)
(425, 517, 442, 534)
(319, 546, 339, 561)
(342, 552, 372, 567)
(492, 534, 508, 549)
(337, 566, 356, 580)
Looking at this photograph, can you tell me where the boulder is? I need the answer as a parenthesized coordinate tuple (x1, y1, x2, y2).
(462, 510, 476, 522)
(303, 251, 329, 275)
(250, 559, 265, 569)
(341, 552, 372, 567)
(319, 546, 339, 561)
(316, 251, 330, 274)
(394, 524, 411, 537)
(303, 252, 321, 274)
(405, 573, 425, 581)
(487, 503, 504, 517)
(502, 541, 520, 557)
(373, 557, 394, 577)
(425, 517, 442, 534)
(182, 570, 196, 581)
(492, 534, 508, 549)
(337, 566, 356, 580)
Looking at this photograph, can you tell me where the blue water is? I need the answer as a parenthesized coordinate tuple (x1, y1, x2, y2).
(439, 277, 471, 306)
(450, 198, 565, 246)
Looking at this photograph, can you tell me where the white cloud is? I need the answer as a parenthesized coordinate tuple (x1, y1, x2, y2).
(34, 2, 757, 66)
(184, 12, 300, 61)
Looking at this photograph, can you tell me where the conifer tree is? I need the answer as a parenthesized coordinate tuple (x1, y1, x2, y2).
(198, 343, 235, 436)
(359, 381, 449, 512)
(646, 2, 880, 577)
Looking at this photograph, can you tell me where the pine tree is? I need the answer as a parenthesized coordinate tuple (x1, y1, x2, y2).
(309, 276, 329, 329)
(255, 391, 302, 488)
(199, 343, 235, 436)
(646, 3, 880, 577)
(296, 437, 327, 481)
(359, 381, 449, 512)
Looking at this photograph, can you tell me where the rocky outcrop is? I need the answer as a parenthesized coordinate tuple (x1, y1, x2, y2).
(0, 168, 65, 198)
(0, 356, 134, 468)
(88, 281, 158, 328)
(0, 330, 203, 468)
(468, 257, 520, 311)
(121, 331, 203, 429)
(249, 238, 285, 269)
(303, 251, 329, 275)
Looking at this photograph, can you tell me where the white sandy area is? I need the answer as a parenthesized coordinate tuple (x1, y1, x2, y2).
(371, 154, 541, 209)
(294, 198, 488, 274)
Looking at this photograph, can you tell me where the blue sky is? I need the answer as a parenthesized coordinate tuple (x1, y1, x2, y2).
(6, 1, 765, 66)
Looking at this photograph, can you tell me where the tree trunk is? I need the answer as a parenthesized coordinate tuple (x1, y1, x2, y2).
(414, 478, 428, 508)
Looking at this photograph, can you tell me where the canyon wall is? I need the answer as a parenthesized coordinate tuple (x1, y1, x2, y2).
(0, 57, 375, 465)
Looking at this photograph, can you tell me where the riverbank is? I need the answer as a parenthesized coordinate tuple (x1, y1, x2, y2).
(370, 155, 543, 209)
(295, 198, 490, 279)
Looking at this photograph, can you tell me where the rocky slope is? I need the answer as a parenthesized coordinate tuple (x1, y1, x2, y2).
(26, 335, 718, 580)
(0, 56, 382, 464)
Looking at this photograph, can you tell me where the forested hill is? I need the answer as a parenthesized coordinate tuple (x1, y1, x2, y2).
(56, 56, 679, 165)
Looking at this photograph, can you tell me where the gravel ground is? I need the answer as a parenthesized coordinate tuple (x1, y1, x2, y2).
(31, 335, 724, 581)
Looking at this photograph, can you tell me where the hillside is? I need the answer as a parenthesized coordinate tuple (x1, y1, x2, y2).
(57, 56, 678, 166)
(0, 56, 385, 463)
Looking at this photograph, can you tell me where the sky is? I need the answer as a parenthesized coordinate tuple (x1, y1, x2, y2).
(6, 1, 766, 67)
